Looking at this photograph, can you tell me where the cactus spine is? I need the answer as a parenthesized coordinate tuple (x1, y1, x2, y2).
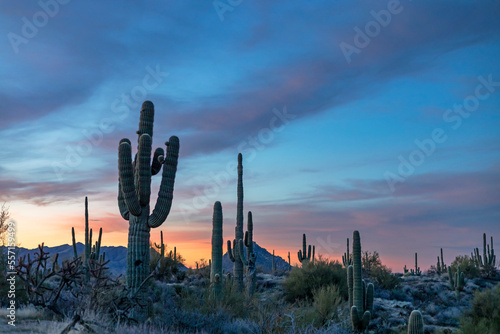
(211, 201, 223, 298)
(297, 233, 312, 264)
(118, 101, 179, 292)
(408, 310, 424, 334)
(226, 153, 245, 291)
(239, 211, 257, 296)
(351, 230, 373, 332)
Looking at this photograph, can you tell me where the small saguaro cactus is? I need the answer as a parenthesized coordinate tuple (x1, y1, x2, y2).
(343, 238, 352, 268)
(118, 101, 179, 292)
(238, 211, 257, 297)
(472, 233, 496, 273)
(211, 201, 223, 298)
(448, 265, 465, 296)
(297, 233, 313, 264)
(72, 197, 104, 280)
(408, 310, 424, 334)
(227, 153, 244, 291)
(350, 230, 374, 332)
(154, 230, 165, 258)
(410, 253, 421, 276)
(288, 251, 291, 271)
(272, 250, 276, 273)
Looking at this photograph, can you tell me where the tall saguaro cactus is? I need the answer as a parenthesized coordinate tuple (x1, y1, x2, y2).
(351, 230, 373, 332)
(118, 101, 179, 292)
(227, 153, 244, 291)
(211, 201, 223, 298)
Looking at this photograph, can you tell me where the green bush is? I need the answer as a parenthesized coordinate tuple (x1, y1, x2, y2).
(450, 255, 480, 278)
(283, 257, 347, 303)
(460, 284, 500, 334)
(311, 284, 343, 326)
(371, 264, 400, 290)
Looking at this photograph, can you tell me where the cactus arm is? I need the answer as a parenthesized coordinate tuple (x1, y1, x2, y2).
(117, 182, 130, 220)
(137, 100, 154, 136)
(238, 239, 248, 266)
(137, 134, 152, 206)
(298, 250, 303, 262)
(71, 227, 77, 259)
(302, 234, 307, 260)
(227, 240, 235, 262)
(149, 136, 179, 228)
(151, 147, 164, 176)
(96, 227, 102, 258)
(118, 140, 142, 216)
(366, 282, 374, 315)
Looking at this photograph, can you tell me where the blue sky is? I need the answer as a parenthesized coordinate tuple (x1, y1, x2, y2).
(0, 0, 499, 270)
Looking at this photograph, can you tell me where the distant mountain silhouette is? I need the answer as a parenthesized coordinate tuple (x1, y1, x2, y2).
(222, 242, 290, 273)
(6, 241, 288, 277)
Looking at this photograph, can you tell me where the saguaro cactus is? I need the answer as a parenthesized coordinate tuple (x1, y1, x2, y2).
(227, 153, 244, 291)
(288, 251, 291, 271)
(351, 230, 373, 332)
(72, 197, 105, 280)
(154, 230, 165, 258)
(343, 238, 352, 268)
(297, 233, 312, 264)
(118, 101, 179, 292)
(408, 310, 424, 334)
(211, 202, 223, 298)
(410, 253, 421, 276)
(239, 211, 257, 296)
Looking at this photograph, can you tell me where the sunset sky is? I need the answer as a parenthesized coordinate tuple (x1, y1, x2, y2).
(0, 1, 499, 271)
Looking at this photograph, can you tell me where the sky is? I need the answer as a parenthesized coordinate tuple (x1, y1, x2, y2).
(0, 1, 499, 272)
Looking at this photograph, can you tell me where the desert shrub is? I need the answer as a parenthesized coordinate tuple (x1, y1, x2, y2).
(283, 257, 347, 303)
(362, 251, 382, 276)
(371, 264, 400, 291)
(450, 255, 480, 278)
(311, 284, 343, 326)
(460, 284, 500, 333)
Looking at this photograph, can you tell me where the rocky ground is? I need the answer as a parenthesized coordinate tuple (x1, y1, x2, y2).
(0, 272, 497, 333)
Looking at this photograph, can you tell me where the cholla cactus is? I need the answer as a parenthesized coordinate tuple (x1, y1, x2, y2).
(227, 153, 245, 291)
(211, 201, 223, 298)
(297, 233, 313, 264)
(350, 230, 373, 332)
(118, 101, 179, 292)
(408, 310, 424, 334)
